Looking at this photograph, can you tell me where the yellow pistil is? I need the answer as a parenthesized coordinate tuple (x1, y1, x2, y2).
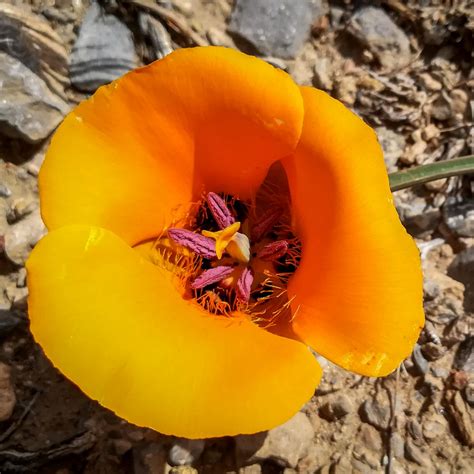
(202, 222, 250, 263)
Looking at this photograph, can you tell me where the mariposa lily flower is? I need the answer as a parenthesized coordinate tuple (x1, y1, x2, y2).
(26, 47, 424, 438)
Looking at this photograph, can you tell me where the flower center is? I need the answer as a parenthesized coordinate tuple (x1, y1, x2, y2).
(150, 191, 301, 326)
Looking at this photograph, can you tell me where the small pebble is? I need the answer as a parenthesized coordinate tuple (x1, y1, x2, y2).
(0, 184, 12, 198)
(450, 371, 469, 390)
(16, 268, 27, 288)
(412, 344, 429, 375)
(6, 199, 35, 224)
(453, 337, 474, 373)
(111, 438, 132, 456)
(319, 394, 353, 421)
(168, 439, 205, 466)
(465, 383, 474, 406)
(421, 342, 445, 361)
(405, 439, 431, 466)
(422, 413, 447, 440)
(169, 467, 198, 474)
(360, 397, 390, 430)
(431, 367, 449, 379)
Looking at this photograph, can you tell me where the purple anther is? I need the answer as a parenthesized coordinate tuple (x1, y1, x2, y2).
(251, 207, 283, 242)
(257, 240, 289, 261)
(191, 265, 234, 289)
(236, 267, 253, 303)
(167, 228, 216, 259)
(206, 192, 235, 229)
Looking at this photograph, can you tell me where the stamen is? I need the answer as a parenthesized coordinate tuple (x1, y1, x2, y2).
(191, 265, 234, 289)
(236, 267, 253, 303)
(251, 207, 283, 242)
(206, 192, 235, 229)
(167, 228, 217, 259)
(257, 240, 289, 261)
(196, 290, 232, 316)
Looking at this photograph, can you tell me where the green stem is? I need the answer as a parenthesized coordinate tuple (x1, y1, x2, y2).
(389, 155, 474, 192)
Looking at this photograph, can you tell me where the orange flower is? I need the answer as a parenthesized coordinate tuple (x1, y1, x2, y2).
(26, 47, 424, 438)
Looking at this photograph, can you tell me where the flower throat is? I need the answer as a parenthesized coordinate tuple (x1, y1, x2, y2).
(150, 191, 301, 328)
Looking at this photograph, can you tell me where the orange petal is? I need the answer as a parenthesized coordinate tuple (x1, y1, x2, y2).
(40, 47, 304, 245)
(26, 226, 321, 438)
(283, 87, 424, 376)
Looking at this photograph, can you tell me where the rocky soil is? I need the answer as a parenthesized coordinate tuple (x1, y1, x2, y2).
(0, 0, 473, 473)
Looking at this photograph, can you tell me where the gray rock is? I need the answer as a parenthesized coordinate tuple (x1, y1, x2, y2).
(138, 12, 173, 61)
(389, 432, 404, 459)
(432, 367, 449, 379)
(395, 191, 441, 236)
(453, 337, 474, 374)
(360, 396, 391, 430)
(0, 15, 39, 72)
(449, 247, 474, 283)
(348, 7, 411, 70)
(70, 1, 137, 92)
(228, 0, 326, 59)
(448, 246, 474, 312)
(0, 52, 69, 143)
(235, 412, 314, 468)
(4, 207, 46, 265)
(319, 394, 353, 421)
(168, 439, 205, 466)
(0, 309, 22, 336)
(375, 127, 405, 172)
(313, 54, 334, 91)
(423, 278, 441, 301)
(443, 199, 474, 238)
(412, 344, 429, 375)
(0, 4, 69, 97)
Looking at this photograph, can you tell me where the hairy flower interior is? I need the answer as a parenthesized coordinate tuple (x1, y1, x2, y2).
(140, 178, 302, 328)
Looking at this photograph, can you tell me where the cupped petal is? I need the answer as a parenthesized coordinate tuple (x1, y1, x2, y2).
(40, 47, 304, 245)
(283, 87, 424, 377)
(26, 226, 321, 438)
